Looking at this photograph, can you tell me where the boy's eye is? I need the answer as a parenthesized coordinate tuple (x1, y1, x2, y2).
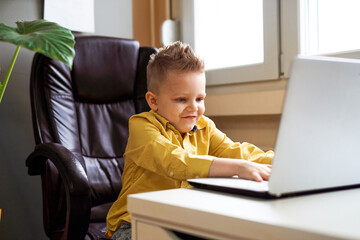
(196, 97, 204, 102)
(175, 98, 186, 102)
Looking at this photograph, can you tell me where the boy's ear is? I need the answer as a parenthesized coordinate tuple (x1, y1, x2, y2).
(145, 91, 158, 111)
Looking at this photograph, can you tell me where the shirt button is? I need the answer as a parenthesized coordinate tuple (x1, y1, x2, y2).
(175, 134, 179, 138)
(170, 172, 174, 177)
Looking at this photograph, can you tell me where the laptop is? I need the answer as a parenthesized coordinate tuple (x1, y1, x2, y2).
(188, 55, 360, 199)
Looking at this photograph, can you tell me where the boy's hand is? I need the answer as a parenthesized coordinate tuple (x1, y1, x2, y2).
(208, 158, 271, 182)
(236, 160, 271, 182)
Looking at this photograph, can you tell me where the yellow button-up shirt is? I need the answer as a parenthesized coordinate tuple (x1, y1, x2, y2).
(106, 110, 273, 238)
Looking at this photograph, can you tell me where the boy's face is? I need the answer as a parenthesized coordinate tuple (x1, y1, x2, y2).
(147, 70, 206, 135)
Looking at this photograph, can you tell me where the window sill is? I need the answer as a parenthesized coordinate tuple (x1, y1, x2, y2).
(205, 87, 286, 116)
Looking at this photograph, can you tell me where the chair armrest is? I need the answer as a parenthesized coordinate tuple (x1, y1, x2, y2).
(26, 142, 89, 194)
(26, 142, 91, 239)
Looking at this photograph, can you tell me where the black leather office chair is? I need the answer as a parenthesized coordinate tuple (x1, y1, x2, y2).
(26, 35, 157, 239)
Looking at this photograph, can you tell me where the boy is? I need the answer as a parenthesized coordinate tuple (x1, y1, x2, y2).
(106, 42, 273, 239)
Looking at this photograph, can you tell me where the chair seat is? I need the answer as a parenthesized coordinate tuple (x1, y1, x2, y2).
(86, 222, 109, 240)
(90, 202, 113, 222)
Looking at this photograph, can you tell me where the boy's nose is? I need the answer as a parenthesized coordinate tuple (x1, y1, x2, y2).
(187, 100, 198, 112)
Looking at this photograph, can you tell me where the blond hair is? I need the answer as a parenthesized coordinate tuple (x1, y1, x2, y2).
(147, 41, 205, 93)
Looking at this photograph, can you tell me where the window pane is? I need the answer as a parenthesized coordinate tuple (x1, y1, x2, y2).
(194, 0, 264, 70)
(301, 0, 360, 55)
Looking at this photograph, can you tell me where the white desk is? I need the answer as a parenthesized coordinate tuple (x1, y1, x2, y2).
(128, 187, 360, 240)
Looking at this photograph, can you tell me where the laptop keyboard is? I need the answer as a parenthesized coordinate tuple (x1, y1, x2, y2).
(193, 178, 270, 192)
(213, 178, 269, 191)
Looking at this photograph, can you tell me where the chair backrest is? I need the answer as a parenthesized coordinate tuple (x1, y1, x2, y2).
(30, 35, 157, 236)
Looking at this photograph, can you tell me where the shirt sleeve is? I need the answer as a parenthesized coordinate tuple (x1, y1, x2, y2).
(124, 115, 214, 181)
(207, 118, 274, 164)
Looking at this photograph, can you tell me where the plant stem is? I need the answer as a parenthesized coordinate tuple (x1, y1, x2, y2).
(0, 45, 21, 103)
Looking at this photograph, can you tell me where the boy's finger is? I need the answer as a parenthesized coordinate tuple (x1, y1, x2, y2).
(261, 172, 270, 180)
(252, 172, 263, 182)
(259, 167, 270, 180)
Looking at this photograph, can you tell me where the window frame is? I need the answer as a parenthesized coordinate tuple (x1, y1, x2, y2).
(177, 0, 360, 83)
(176, 0, 280, 86)
(282, 0, 360, 78)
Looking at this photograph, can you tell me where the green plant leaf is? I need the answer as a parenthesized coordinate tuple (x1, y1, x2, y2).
(0, 19, 75, 68)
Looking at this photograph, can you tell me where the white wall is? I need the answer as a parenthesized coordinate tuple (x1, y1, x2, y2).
(0, 0, 132, 238)
(95, 0, 133, 38)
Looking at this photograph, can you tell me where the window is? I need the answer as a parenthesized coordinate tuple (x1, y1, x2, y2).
(300, 0, 360, 56)
(177, 0, 280, 86)
(282, 0, 360, 77)
(194, 0, 264, 70)
(177, 0, 360, 85)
